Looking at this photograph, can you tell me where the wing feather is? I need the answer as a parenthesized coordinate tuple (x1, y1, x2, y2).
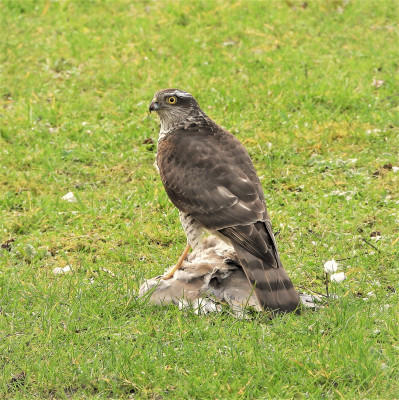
(157, 125, 267, 231)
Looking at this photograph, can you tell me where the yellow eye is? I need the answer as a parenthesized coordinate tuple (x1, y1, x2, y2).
(166, 96, 177, 104)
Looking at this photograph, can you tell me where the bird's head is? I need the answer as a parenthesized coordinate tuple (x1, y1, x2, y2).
(149, 89, 202, 133)
(149, 89, 196, 113)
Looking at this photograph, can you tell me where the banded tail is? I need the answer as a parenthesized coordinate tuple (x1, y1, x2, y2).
(234, 245, 300, 313)
(220, 222, 301, 314)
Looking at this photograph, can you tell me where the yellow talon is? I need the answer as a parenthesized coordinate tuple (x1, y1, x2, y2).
(162, 244, 191, 280)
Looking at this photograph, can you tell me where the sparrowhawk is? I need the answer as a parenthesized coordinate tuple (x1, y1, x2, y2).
(149, 89, 300, 314)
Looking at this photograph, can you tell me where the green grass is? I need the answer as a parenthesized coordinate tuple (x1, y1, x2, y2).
(1, 0, 398, 398)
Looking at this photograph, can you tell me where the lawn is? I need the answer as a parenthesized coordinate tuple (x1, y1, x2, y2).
(1, 0, 398, 399)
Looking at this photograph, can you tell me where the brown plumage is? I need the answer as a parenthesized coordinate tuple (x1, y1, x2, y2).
(150, 89, 300, 314)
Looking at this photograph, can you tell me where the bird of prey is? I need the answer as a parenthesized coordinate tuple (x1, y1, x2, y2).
(149, 89, 300, 314)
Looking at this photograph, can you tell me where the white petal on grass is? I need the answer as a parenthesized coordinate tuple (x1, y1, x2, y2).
(371, 79, 384, 88)
(324, 259, 339, 273)
(61, 192, 77, 203)
(330, 272, 346, 283)
(101, 267, 116, 277)
(370, 235, 381, 242)
(325, 190, 356, 199)
(366, 128, 381, 134)
(25, 244, 37, 259)
(392, 166, 399, 173)
(53, 265, 72, 274)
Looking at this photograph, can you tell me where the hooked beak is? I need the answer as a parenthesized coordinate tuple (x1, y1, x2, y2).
(149, 98, 160, 113)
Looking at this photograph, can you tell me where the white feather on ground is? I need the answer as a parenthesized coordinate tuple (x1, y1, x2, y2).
(139, 235, 321, 316)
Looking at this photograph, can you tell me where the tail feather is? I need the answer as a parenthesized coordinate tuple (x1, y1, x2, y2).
(219, 221, 300, 314)
(233, 244, 300, 314)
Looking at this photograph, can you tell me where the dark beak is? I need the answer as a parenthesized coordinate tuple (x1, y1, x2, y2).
(149, 100, 160, 113)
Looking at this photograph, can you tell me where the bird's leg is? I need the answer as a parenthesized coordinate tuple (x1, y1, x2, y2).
(162, 243, 191, 280)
